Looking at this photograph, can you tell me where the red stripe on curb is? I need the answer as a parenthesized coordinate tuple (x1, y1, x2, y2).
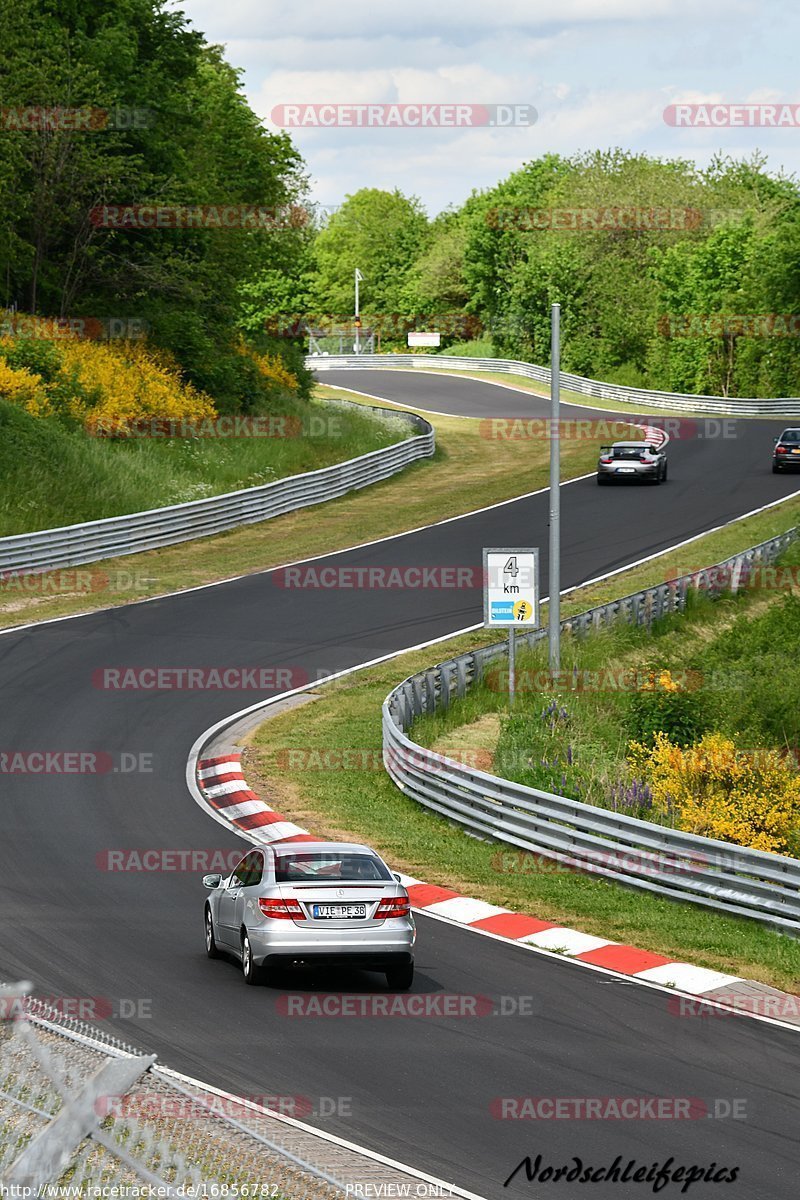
(198, 755, 242, 768)
(202, 771, 246, 786)
(234, 810, 281, 830)
(470, 913, 556, 939)
(208, 790, 260, 811)
(406, 883, 461, 907)
(575, 944, 672, 974)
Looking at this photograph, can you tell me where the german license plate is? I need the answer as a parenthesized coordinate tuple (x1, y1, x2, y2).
(313, 903, 367, 919)
(617, 467, 636, 473)
(792, 449, 800, 455)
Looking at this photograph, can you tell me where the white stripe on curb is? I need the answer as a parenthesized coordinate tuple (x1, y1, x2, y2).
(422, 897, 511, 923)
(214, 799, 266, 820)
(204, 779, 253, 799)
(523, 928, 615, 955)
(634, 963, 744, 994)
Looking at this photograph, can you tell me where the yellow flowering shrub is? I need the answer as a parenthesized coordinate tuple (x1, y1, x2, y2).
(639, 669, 680, 692)
(239, 342, 299, 391)
(58, 339, 216, 433)
(0, 323, 216, 433)
(629, 731, 800, 854)
(0, 355, 50, 415)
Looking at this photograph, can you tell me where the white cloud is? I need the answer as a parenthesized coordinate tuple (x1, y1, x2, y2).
(177, 0, 736, 40)
(172, 0, 800, 214)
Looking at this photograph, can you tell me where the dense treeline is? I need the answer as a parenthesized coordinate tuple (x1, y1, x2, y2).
(4, 3, 800, 402)
(0, 0, 313, 409)
(310, 152, 800, 398)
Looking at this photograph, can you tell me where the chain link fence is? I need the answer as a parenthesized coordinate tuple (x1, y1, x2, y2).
(0, 985, 464, 1198)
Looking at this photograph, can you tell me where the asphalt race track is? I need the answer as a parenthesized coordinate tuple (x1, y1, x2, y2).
(1, 369, 799, 1198)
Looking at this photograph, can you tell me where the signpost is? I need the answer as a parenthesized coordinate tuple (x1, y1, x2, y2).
(408, 331, 441, 347)
(354, 268, 363, 353)
(549, 303, 561, 676)
(483, 548, 539, 707)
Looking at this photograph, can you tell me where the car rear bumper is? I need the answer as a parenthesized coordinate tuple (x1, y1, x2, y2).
(248, 920, 416, 966)
(773, 456, 800, 467)
(261, 949, 414, 969)
(597, 465, 658, 479)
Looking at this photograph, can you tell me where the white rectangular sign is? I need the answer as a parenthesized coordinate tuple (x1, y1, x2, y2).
(483, 548, 539, 628)
(408, 331, 441, 347)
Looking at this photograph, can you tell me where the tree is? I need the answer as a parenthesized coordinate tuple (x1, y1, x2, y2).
(312, 189, 429, 318)
(0, 0, 311, 407)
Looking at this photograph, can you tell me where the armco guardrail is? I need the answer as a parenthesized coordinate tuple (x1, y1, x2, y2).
(0, 399, 433, 576)
(382, 528, 800, 933)
(310, 352, 800, 417)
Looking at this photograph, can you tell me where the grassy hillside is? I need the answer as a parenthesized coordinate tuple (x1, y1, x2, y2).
(0, 395, 403, 536)
(0, 326, 405, 535)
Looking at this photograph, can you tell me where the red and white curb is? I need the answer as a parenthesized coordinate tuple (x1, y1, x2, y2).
(197, 755, 317, 844)
(195, 753, 781, 1005)
(633, 424, 669, 449)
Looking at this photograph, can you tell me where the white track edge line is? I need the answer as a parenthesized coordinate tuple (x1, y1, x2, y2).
(152, 1064, 488, 1200)
(2, 375, 797, 639)
(411, 908, 800, 1034)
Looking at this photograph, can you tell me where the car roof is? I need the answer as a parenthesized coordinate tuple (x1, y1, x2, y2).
(270, 841, 379, 857)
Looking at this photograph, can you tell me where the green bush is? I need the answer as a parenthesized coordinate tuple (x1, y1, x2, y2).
(626, 667, 711, 747)
(436, 338, 496, 357)
(2, 336, 63, 382)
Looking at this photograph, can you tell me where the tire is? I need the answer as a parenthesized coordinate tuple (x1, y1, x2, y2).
(661, 462, 668, 482)
(596, 475, 608, 486)
(385, 961, 414, 991)
(205, 906, 220, 959)
(241, 931, 264, 985)
(773, 462, 780, 473)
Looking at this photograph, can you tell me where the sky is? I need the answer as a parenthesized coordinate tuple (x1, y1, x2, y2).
(174, 0, 799, 216)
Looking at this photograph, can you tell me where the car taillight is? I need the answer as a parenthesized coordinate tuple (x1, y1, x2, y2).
(258, 897, 306, 920)
(375, 896, 411, 919)
(600, 456, 613, 464)
(777, 445, 788, 454)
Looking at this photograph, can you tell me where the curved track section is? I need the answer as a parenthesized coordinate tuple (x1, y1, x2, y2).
(1, 370, 799, 1198)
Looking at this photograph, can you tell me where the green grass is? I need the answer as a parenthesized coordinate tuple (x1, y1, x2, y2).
(245, 533, 800, 994)
(4, 374, 800, 636)
(435, 338, 497, 357)
(0, 382, 607, 627)
(411, 568, 800, 827)
(0, 393, 404, 536)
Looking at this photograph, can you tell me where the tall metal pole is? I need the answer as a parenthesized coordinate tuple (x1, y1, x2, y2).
(508, 626, 516, 708)
(548, 303, 561, 676)
(354, 268, 361, 354)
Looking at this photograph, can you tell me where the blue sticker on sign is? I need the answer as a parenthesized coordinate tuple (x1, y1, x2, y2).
(490, 602, 515, 620)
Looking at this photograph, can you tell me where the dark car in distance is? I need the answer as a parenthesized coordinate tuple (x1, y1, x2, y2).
(773, 429, 800, 472)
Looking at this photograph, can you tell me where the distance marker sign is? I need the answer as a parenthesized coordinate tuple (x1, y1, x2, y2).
(483, 548, 539, 628)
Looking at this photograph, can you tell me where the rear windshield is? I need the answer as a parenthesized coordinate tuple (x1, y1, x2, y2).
(779, 430, 800, 443)
(612, 446, 650, 459)
(274, 852, 393, 882)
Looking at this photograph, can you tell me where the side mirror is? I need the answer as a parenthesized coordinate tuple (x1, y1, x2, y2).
(203, 873, 223, 889)
(393, 872, 403, 884)
(774, 437, 780, 443)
